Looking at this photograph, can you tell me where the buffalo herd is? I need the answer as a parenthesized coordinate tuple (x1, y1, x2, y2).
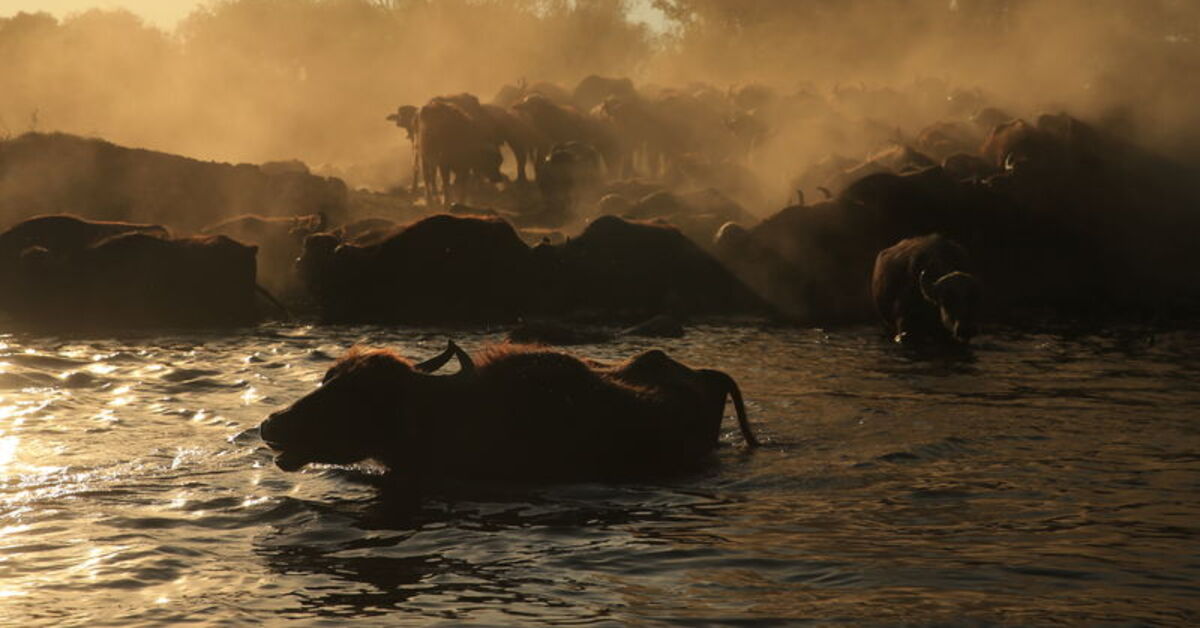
(3, 74, 1199, 493)
(0, 215, 264, 329)
(2, 76, 1198, 338)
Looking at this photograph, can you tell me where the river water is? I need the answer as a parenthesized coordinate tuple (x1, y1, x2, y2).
(0, 323, 1196, 625)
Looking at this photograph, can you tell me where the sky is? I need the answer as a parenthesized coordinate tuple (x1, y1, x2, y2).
(0, 0, 205, 28)
(0, 0, 666, 31)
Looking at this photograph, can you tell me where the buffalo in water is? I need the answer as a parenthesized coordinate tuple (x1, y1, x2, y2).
(259, 341, 759, 491)
(298, 212, 763, 325)
(871, 234, 980, 344)
(531, 215, 770, 321)
(297, 213, 533, 324)
(0, 214, 169, 257)
(0, 215, 170, 317)
(11, 232, 262, 329)
(202, 212, 326, 299)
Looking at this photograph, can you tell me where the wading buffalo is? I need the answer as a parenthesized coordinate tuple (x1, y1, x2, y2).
(12, 232, 261, 329)
(202, 212, 326, 299)
(296, 213, 533, 324)
(259, 341, 759, 488)
(0, 214, 170, 312)
(0, 214, 169, 262)
(532, 215, 769, 320)
(871, 234, 980, 344)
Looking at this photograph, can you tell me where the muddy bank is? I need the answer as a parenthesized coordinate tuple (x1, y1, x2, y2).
(0, 132, 348, 231)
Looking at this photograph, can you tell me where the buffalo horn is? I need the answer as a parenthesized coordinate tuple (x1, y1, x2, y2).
(451, 342, 476, 378)
(415, 340, 457, 373)
(918, 270, 938, 304)
(415, 340, 476, 377)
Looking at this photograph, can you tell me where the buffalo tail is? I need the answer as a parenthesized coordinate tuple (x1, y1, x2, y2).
(255, 284, 292, 321)
(705, 369, 761, 448)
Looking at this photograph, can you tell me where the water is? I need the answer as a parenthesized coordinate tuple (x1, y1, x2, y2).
(0, 324, 1197, 625)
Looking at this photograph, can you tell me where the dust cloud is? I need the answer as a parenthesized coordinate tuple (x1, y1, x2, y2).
(0, 0, 1197, 210)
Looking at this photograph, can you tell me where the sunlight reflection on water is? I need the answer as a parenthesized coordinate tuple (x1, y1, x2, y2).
(0, 324, 1195, 625)
(0, 436, 17, 468)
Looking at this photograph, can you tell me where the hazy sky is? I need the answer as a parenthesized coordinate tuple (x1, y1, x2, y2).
(0, 1, 664, 31)
(0, 0, 204, 28)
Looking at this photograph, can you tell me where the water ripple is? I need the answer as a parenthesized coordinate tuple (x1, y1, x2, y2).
(0, 324, 1196, 625)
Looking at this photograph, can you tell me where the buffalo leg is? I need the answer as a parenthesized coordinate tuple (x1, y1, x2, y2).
(514, 147, 528, 184)
(409, 141, 421, 194)
(422, 156, 438, 207)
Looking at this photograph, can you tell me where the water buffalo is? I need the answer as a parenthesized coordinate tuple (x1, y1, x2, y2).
(387, 105, 421, 192)
(259, 341, 759, 488)
(0, 214, 169, 260)
(333, 217, 400, 245)
(417, 100, 505, 206)
(535, 141, 608, 226)
(572, 75, 638, 114)
(622, 188, 756, 247)
(512, 94, 621, 178)
(387, 105, 419, 141)
(425, 94, 551, 185)
(532, 215, 769, 320)
(595, 95, 668, 178)
(0, 214, 170, 312)
(12, 232, 260, 329)
(914, 121, 983, 162)
(646, 89, 740, 172)
(941, 153, 995, 181)
(980, 118, 1061, 173)
(202, 212, 325, 299)
(296, 213, 533, 324)
(479, 102, 547, 184)
(492, 79, 571, 109)
(871, 234, 980, 344)
(825, 144, 938, 195)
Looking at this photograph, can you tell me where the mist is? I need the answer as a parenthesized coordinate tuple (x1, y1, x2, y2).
(0, 0, 1197, 205)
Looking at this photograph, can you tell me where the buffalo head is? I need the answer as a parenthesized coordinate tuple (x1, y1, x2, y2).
(259, 341, 474, 471)
(919, 270, 980, 343)
(387, 105, 419, 139)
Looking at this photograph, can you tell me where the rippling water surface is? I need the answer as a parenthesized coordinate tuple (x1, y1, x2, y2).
(0, 324, 1197, 625)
